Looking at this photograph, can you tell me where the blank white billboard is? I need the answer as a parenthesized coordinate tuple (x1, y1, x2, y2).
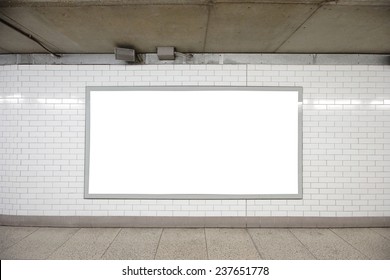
(85, 87, 302, 199)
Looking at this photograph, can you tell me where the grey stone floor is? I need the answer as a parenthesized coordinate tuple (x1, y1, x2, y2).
(0, 226, 389, 260)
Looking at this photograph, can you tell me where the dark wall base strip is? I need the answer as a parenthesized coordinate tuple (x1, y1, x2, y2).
(0, 215, 389, 228)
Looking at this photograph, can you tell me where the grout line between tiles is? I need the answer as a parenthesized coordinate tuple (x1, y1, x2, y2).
(46, 228, 82, 259)
(288, 229, 317, 260)
(246, 229, 264, 260)
(246, 64, 248, 87)
(368, 228, 390, 242)
(154, 228, 164, 260)
(204, 228, 209, 260)
(0, 227, 40, 254)
(329, 228, 370, 259)
(43, 227, 80, 260)
(100, 228, 122, 259)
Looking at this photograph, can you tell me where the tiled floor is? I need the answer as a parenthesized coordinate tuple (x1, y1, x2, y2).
(0, 226, 389, 260)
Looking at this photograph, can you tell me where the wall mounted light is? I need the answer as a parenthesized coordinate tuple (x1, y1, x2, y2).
(157, 47, 175, 60)
(114, 47, 135, 62)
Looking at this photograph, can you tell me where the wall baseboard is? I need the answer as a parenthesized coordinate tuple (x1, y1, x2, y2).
(0, 215, 389, 228)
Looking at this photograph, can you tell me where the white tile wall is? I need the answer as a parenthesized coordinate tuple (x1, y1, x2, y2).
(0, 64, 389, 217)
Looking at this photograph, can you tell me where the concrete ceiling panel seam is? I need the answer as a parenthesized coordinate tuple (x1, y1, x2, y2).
(0, 13, 62, 55)
(204, 3, 322, 52)
(274, 2, 324, 52)
(277, 5, 390, 53)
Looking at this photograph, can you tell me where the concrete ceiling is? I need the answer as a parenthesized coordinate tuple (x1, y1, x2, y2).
(0, 0, 389, 54)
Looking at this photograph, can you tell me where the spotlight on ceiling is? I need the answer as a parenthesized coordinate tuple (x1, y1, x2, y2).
(157, 47, 175, 60)
(114, 47, 135, 62)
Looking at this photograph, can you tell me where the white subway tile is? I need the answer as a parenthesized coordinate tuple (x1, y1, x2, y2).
(0, 64, 388, 217)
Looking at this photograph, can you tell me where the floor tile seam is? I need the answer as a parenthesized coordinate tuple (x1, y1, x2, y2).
(368, 228, 390, 242)
(288, 229, 318, 260)
(154, 228, 164, 260)
(204, 228, 210, 260)
(42, 228, 82, 260)
(246, 228, 264, 260)
(100, 228, 123, 259)
(45, 227, 82, 259)
(328, 228, 370, 259)
(0, 227, 40, 255)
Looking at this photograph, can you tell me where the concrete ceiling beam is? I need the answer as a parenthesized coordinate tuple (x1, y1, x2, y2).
(2, 0, 390, 8)
(0, 0, 389, 54)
